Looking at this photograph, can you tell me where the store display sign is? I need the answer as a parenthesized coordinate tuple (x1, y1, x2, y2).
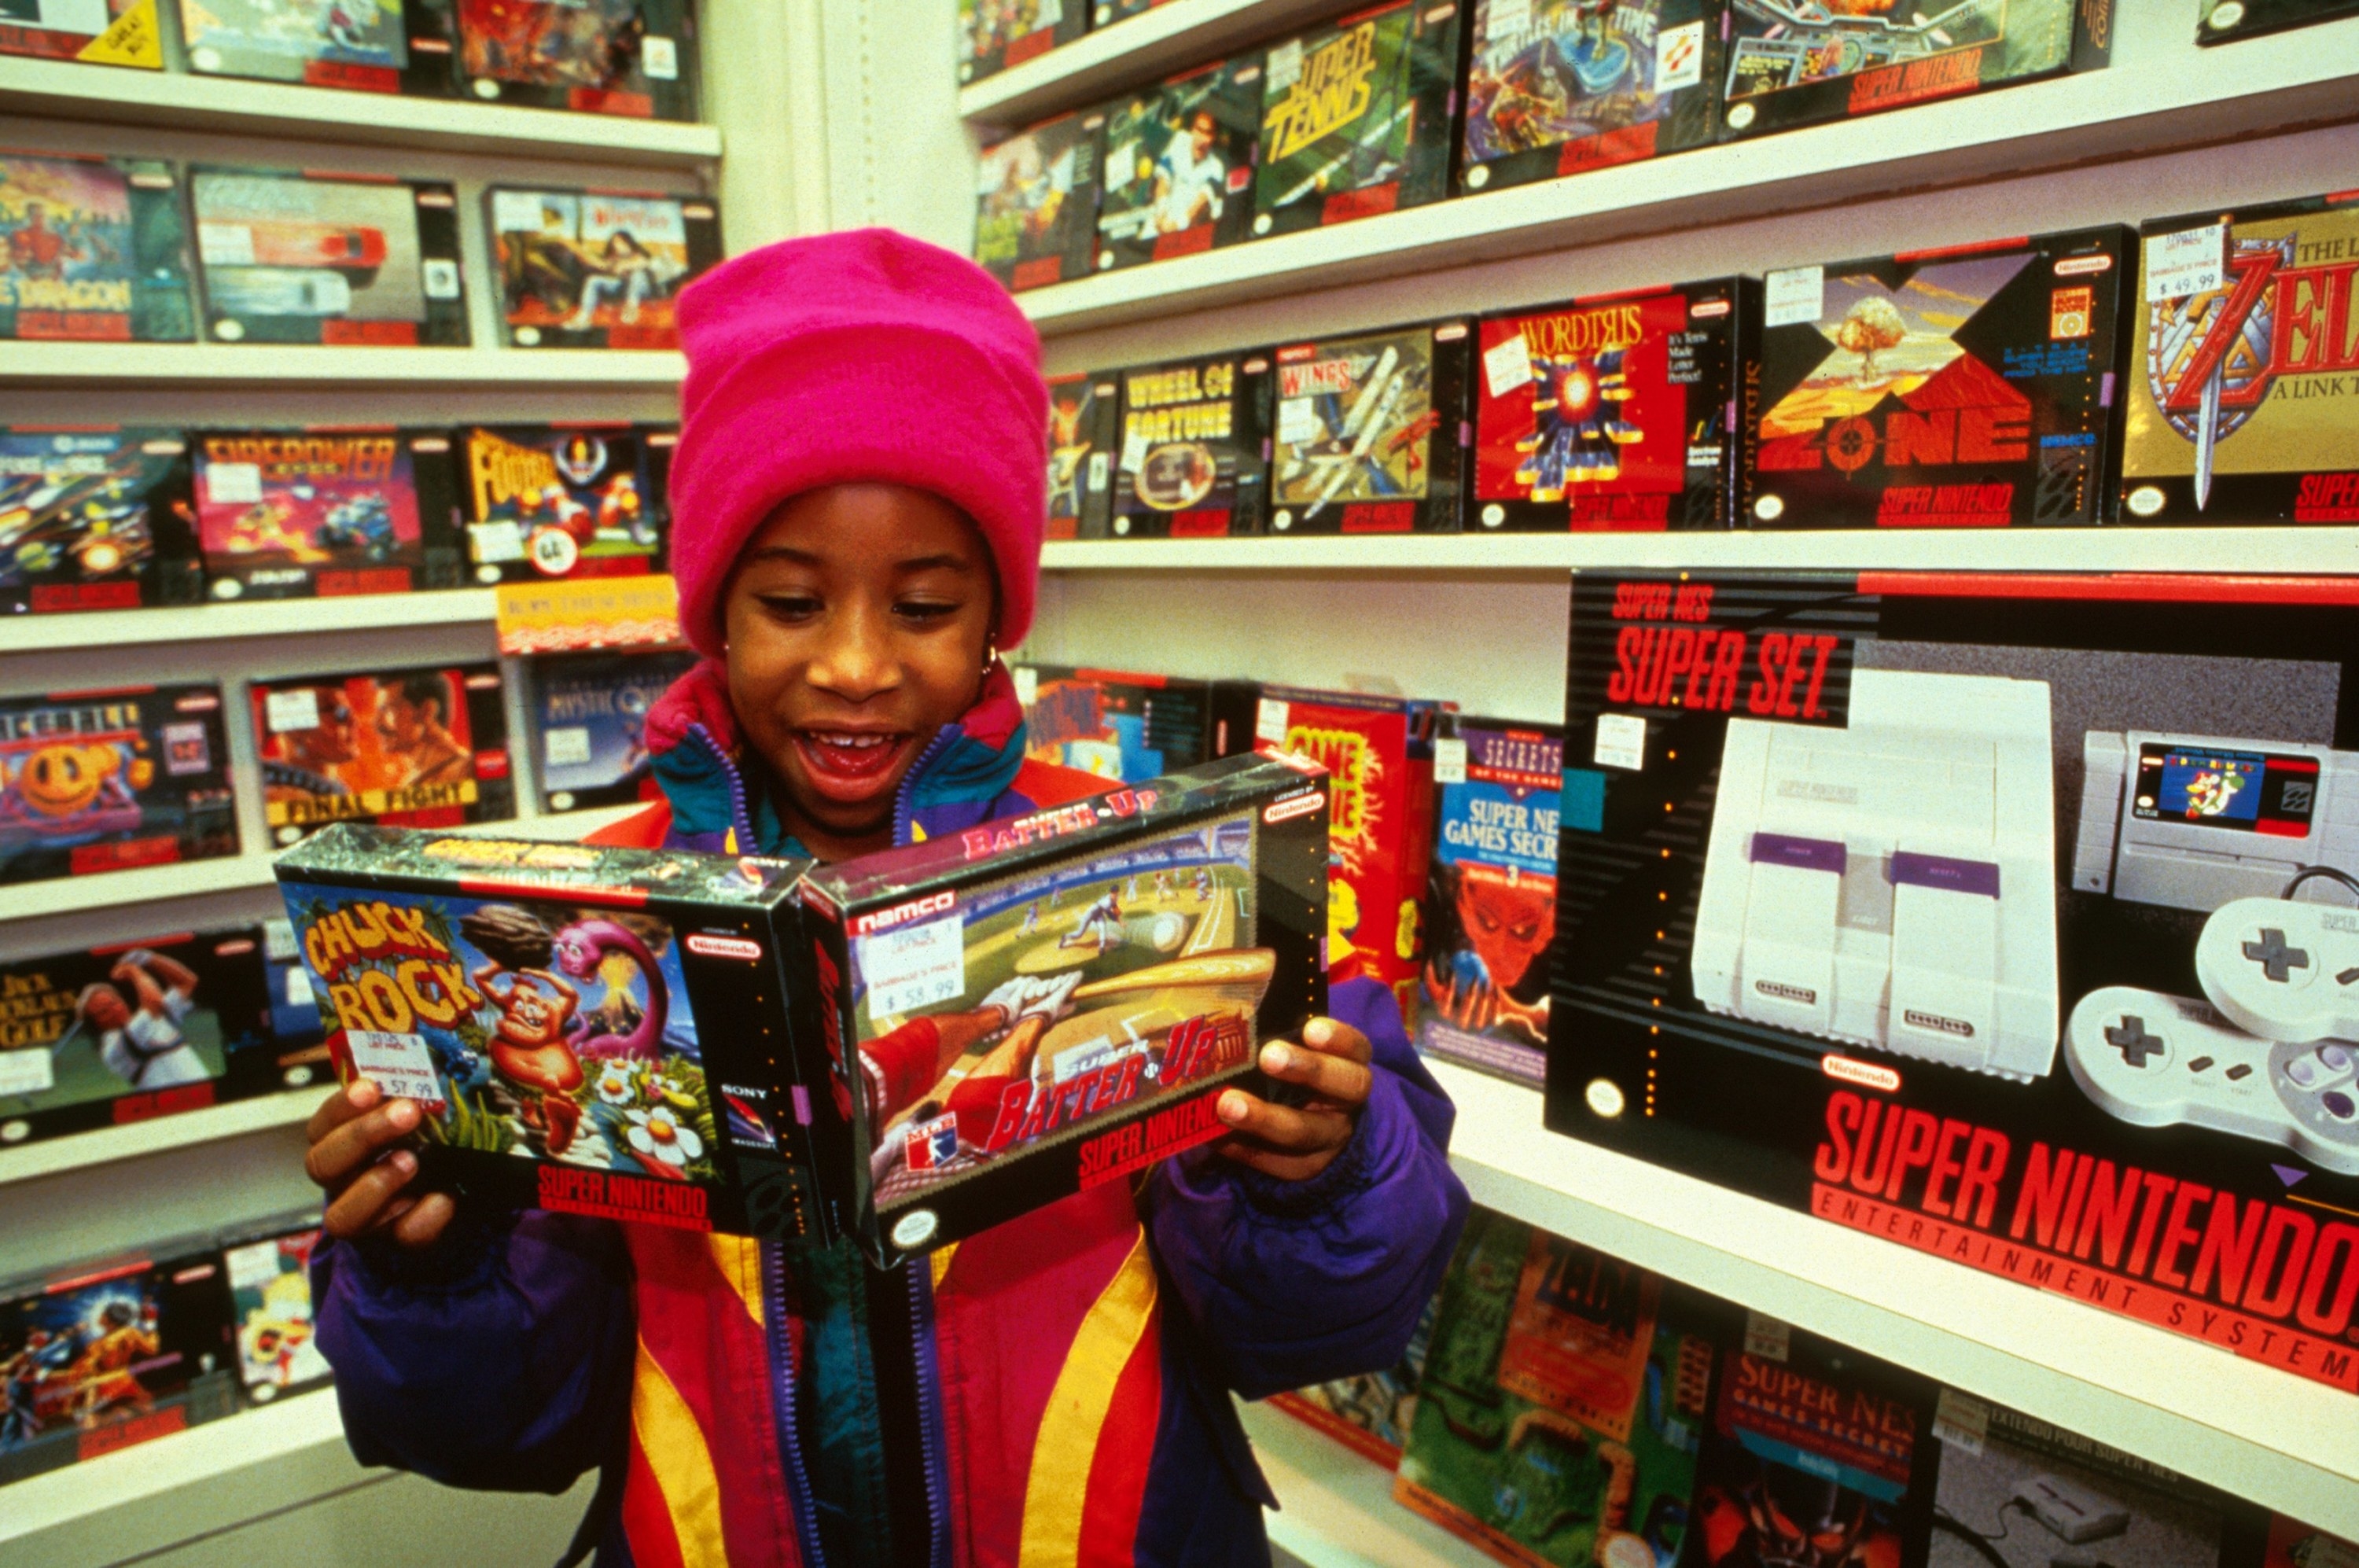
(495, 572, 683, 653)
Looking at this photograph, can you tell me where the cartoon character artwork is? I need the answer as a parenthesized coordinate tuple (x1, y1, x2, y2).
(0, 685, 237, 886)
(192, 430, 432, 598)
(461, 425, 664, 582)
(1463, 0, 1712, 190)
(0, 1275, 169, 1451)
(223, 1228, 328, 1400)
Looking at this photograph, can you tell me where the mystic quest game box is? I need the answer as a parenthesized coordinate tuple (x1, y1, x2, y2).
(249, 664, 513, 847)
(1745, 230, 2133, 530)
(528, 648, 698, 812)
(1269, 320, 1471, 536)
(1015, 663, 1260, 785)
(0, 683, 237, 888)
(488, 186, 722, 351)
(219, 1216, 329, 1403)
(975, 111, 1103, 293)
(793, 752, 1329, 1265)
(1717, 0, 2110, 143)
(1095, 57, 1264, 272)
(2199, 0, 2359, 42)
(451, 0, 697, 120)
(1419, 716, 1562, 1086)
(193, 428, 462, 600)
(0, 0, 161, 64)
(1550, 570, 2359, 1397)
(460, 424, 667, 583)
(0, 426, 204, 616)
(190, 167, 469, 347)
(1478, 278, 1751, 532)
(274, 824, 823, 1239)
(959, 0, 1086, 86)
(1250, 0, 1463, 241)
(1112, 350, 1273, 539)
(0, 152, 193, 344)
(1046, 370, 1118, 539)
(1458, 0, 1720, 197)
(2120, 192, 2359, 526)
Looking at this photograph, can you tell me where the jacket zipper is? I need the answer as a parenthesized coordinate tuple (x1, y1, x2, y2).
(905, 1260, 953, 1568)
(687, 722, 761, 850)
(890, 727, 957, 848)
(764, 1242, 829, 1567)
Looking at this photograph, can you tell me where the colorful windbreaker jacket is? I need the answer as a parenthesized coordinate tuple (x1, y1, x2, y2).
(312, 661, 1470, 1568)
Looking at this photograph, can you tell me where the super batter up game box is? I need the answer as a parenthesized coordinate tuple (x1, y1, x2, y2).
(1549, 569, 2359, 1399)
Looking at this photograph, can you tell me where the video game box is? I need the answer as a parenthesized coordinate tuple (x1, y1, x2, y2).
(190, 167, 469, 348)
(1046, 370, 1119, 539)
(1269, 318, 1472, 536)
(0, 682, 239, 890)
(194, 427, 463, 601)
(0, 425, 204, 616)
(1, 151, 195, 344)
(1252, 0, 1464, 240)
(1112, 348, 1273, 538)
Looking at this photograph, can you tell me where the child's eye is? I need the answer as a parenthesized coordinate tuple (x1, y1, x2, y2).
(758, 593, 822, 620)
(896, 599, 961, 624)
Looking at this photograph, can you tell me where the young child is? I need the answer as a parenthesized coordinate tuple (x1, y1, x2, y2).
(300, 229, 1469, 1568)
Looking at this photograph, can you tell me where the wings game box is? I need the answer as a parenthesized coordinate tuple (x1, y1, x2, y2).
(1250, 0, 1463, 240)
(450, 0, 696, 119)
(460, 424, 666, 583)
(1046, 370, 1118, 539)
(488, 186, 721, 351)
(178, 0, 451, 93)
(1270, 320, 1472, 536)
(1112, 348, 1273, 538)
(1095, 56, 1264, 271)
(250, 663, 513, 848)
(1, 152, 193, 344)
(0, 426, 204, 616)
(190, 167, 469, 347)
(958, 0, 1086, 85)
(193, 427, 462, 600)
(975, 110, 1103, 293)
(528, 648, 697, 812)
(0, 683, 237, 889)
(1745, 229, 2133, 529)
(1015, 663, 1260, 783)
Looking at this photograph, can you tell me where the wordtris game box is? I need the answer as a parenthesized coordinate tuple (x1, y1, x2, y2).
(1478, 278, 1751, 532)
(793, 752, 1329, 1265)
(449, 0, 697, 120)
(274, 823, 823, 1239)
(0, 683, 238, 889)
(1, 152, 193, 344)
(0, 426, 204, 616)
(459, 424, 666, 583)
(1269, 319, 1472, 536)
(1549, 569, 2359, 1398)
(1250, 0, 1463, 241)
(1112, 349, 1273, 538)
(250, 663, 513, 848)
(193, 428, 462, 600)
(1015, 663, 1260, 783)
(488, 186, 723, 351)
(1745, 230, 2133, 530)
(1458, 0, 1721, 196)
(2120, 192, 2359, 525)
(976, 111, 1104, 293)
(1046, 370, 1118, 539)
(959, 0, 1087, 85)
(1095, 56, 1264, 272)
(190, 167, 469, 347)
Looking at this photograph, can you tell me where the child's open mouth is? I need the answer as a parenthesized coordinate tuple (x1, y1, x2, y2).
(794, 729, 911, 799)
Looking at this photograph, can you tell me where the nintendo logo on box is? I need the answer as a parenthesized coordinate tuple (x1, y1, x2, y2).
(686, 933, 764, 961)
(1263, 790, 1324, 825)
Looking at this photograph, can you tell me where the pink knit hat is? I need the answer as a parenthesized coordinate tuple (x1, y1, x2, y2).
(668, 228, 1047, 657)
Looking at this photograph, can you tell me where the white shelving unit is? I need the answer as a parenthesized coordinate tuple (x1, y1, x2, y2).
(0, 1091, 316, 1191)
(0, 341, 686, 388)
(0, 590, 499, 654)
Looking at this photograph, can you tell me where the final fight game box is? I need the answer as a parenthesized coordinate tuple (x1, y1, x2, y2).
(2120, 192, 2359, 526)
(1549, 569, 2359, 1399)
(178, 0, 451, 94)
(193, 427, 462, 600)
(460, 424, 667, 583)
(274, 823, 823, 1240)
(1249, 0, 1463, 241)
(1, 152, 194, 344)
(1458, 0, 1720, 196)
(1718, 0, 2109, 143)
(0, 683, 237, 889)
(1746, 230, 2133, 530)
(0, 426, 204, 616)
(1269, 319, 1471, 536)
(251, 664, 512, 848)
(792, 750, 1329, 1264)
(1046, 370, 1117, 538)
(958, 0, 1086, 86)
(2199, 0, 2359, 42)
(975, 110, 1103, 294)
(0, 0, 161, 64)
(488, 186, 722, 351)
(1095, 56, 1264, 272)
(1112, 348, 1272, 538)
(448, 0, 697, 120)
(190, 167, 469, 346)
(528, 648, 698, 812)
(1476, 278, 1751, 532)
(1014, 663, 1260, 783)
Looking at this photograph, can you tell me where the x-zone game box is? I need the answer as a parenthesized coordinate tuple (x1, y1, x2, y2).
(191, 167, 468, 347)
(451, 0, 696, 120)
(276, 824, 825, 1241)
(1719, 0, 2110, 142)
(489, 186, 722, 351)
(1459, 0, 1720, 196)
(1478, 278, 1751, 532)
(1252, 0, 1463, 241)
(2, 152, 193, 344)
(528, 649, 698, 812)
(1113, 349, 1272, 537)
(193, 428, 462, 600)
(1270, 319, 1470, 536)
(2121, 192, 2359, 526)
(2199, 0, 2359, 42)
(0, 426, 203, 616)
(251, 664, 511, 847)
(959, 0, 1085, 86)
(1046, 370, 1117, 538)
(793, 751, 1328, 1265)
(0, 683, 237, 889)
(1014, 663, 1260, 784)
(462, 424, 668, 583)
(977, 111, 1102, 294)
(0, 0, 161, 64)
(1096, 57, 1264, 272)
(0, 1241, 236, 1484)
(178, 0, 451, 94)
(1551, 569, 2359, 1397)
(1747, 230, 2132, 530)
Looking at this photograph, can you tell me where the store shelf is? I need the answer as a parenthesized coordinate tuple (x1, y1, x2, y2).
(0, 589, 499, 654)
(0, 341, 686, 388)
(1241, 1400, 1492, 1568)
(1014, 22, 2359, 333)
(0, 54, 722, 167)
(1431, 1059, 2359, 1537)
(0, 1090, 314, 1191)
(959, 0, 1335, 127)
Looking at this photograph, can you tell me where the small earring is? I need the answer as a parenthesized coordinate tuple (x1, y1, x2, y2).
(984, 639, 998, 673)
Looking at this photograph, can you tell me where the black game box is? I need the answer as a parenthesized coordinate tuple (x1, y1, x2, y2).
(1476, 278, 1752, 532)
(1268, 318, 1472, 535)
(1095, 55, 1264, 273)
(959, 0, 1087, 86)
(460, 424, 666, 583)
(792, 750, 1330, 1265)
(488, 186, 723, 351)
(975, 109, 1104, 293)
(0, 683, 238, 889)
(2199, 0, 2359, 42)
(1046, 370, 1119, 539)
(190, 167, 469, 347)
(444, 0, 697, 120)
(1250, 0, 1463, 241)
(1745, 230, 2133, 530)
(1015, 662, 1260, 783)
(0, 151, 194, 344)
(193, 427, 463, 600)
(0, 426, 204, 616)
(1111, 348, 1273, 539)
(528, 648, 699, 812)
(249, 664, 513, 848)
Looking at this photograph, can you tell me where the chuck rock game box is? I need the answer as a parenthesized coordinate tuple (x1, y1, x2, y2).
(190, 168, 469, 347)
(1015, 663, 1260, 783)
(975, 111, 1103, 293)
(1477, 278, 1751, 532)
(1095, 57, 1264, 272)
(1250, 0, 1463, 241)
(792, 751, 1328, 1264)
(1746, 230, 2133, 530)
(460, 424, 666, 583)
(1550, 569, 2359, 1398)
(2120, 192, 2359, 525)
(1113, 349, 1272, 538)
(249, 664, 513, 847)
(193, 428, 462, 599)
(0, 426, 203, 616)
(1270, 320, 1471, 536)
(1047, 370, 1118, 539)
(0, 683, 237, 889)
(1, 152, 193, 344)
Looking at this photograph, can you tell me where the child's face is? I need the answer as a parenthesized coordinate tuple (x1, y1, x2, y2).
(723, 483, 997, 858)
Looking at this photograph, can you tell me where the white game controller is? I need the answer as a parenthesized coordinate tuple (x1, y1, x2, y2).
(2195, 896, 2359, 1046)
(2065, 986, 2359, 1175)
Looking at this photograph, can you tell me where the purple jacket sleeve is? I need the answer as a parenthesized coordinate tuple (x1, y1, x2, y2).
(311, 1211, 636, 1493)
(1146, 974, 1470, 1400)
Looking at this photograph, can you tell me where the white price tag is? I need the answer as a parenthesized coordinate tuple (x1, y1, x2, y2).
(1433, 737, 1467, 785)
(1013, 666, 1040, 707)
(1120, 427, 1149, 474)
(1485, 0, 1532, 39)
(0, 1048, 55, 1098)
(1086, 451, 1110, 492)
(223, 1239, 282, 1292)
(859, 915, 966, 1019)
(1765, 266, 1825, 328)
(1594, 713, 1647, 771)
(1654, 20, 1703, 91)
(2146, 223, 2228, 302)
(422, 258, 461, 300)
(1743, 1310, 1790, 1362)
(265, 687, 322, 734)
(345, 1029, 442, 1105)
(469, 520, 526, 564)
(263, 918, 298, 961)
(284, 965, 314, 1007)
(197, 222, 255, 267)
(1932, 1388, 1989, 1453)
(1277, 397, 1321, 446)
(640, 34, 679, 79)
(1483, 333, 1534, 397)
(204, 461, 263, 506)
(1255, 698, 1290, 745)
(1103, 140, 1139, 193)
(493, 190, 556, 234)
(543, 726, 593, 767)
(1268, 37, 1304, 93)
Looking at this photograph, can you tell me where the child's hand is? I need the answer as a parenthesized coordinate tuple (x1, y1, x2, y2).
(304, 1079, 455, 1249)
(1212, 1017, 1372, 1181)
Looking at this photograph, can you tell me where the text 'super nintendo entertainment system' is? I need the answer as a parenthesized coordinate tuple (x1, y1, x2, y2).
(1549, 572, 2359, 1397)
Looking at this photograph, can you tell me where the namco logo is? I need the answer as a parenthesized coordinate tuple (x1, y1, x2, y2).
(1266, 749, 1327, 778)
(1821, 1053, 1900, 1093)
(1263, 790, 1324, 825)
(686, 933, 763, 961)
(850, 889, 955, 937)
